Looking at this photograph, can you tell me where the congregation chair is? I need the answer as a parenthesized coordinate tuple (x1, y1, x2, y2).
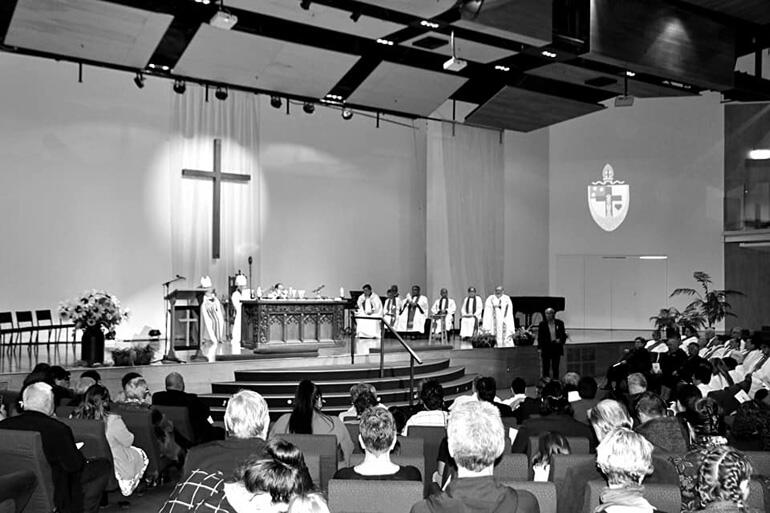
(494, 452, 530, 481)
(153, 405, 196, 445)
(0, 470, 36, 513)
(55, 405, 76, 419)
(549, 453, 596, 484)
(110, 405, 164, 481)
(58, 418, 118, 491)
(14, 311, 35, 367)
(344, 422, 361, 453)
(745, 451, 770, 478)
(405, 426, 446, 497)
(0, 430, 55, 513)
(528, 435, 590, 458)
(275, 434, 337, 491)
(327, 479, 423, 513)
(504, 481, 557, 513)
(394, 436, 423, 460)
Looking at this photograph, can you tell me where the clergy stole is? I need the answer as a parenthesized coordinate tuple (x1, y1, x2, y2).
(404, 297, 424, 331)
(384, 298, 397, 325)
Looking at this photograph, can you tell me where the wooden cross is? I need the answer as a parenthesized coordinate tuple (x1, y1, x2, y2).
(182, 138, 250, 259)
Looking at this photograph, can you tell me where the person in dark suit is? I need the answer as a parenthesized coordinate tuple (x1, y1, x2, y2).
(0, 382, 109, 513)
(537, 308, 567, 378)
(152, 372, 223, 444)
(475, 377, 514, 418)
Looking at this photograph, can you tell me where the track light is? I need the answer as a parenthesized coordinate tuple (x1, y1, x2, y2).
(133, 72, 145, 89)
(270, 96, 282, 109)
(341, 109, 353, 120)
(215, 86, 228, 100)
(460, 0, 485, 18)
(173, 80, 186, 94)
(350, 11, 361, 22)
(303, 102, 315, 114)
(300, 0, 311, 10)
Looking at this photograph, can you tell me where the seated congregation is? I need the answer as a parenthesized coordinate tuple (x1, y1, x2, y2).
(2, 326, 770, 513)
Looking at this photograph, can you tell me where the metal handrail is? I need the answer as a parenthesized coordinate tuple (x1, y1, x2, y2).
(351, 315, 423, 406)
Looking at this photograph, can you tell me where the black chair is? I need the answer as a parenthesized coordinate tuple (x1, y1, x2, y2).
(0, 430, 55, 513)
(328, 479, 423, 513)
(275, 434, 337, 491)
(34, 310, 57, 363)
(405, 426, 446, 497)
(58, 418, 119, 491)
(0, 470, 36, 513)
(152, 405, 196, 446)
(14, 311, 35, 368)
(0, 313, 15, 372)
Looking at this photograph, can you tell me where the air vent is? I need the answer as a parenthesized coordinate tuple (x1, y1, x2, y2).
(585, 76, 618, 87)
(412, 36, 448, 50)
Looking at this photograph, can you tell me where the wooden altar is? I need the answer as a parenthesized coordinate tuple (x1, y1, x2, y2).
(240, 298, 347, 350)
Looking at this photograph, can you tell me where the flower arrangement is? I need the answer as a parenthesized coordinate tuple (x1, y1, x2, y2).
(58, 290, 129, 339)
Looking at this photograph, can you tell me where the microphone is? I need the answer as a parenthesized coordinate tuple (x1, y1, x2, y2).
(248, 256, 253, 265)
(312, 284, 325, 294)
(176, 274, 186, 280)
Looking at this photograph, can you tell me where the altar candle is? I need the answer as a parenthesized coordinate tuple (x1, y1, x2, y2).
(339, 287, 345, 299)
(256, 286, 262, 298)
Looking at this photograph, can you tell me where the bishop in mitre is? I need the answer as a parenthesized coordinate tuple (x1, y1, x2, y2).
(482, 286, 515, 346)
(230, 274, 248, 354)
(200, 275, 225, 362)
(459, 286, 484, 339)
(430, 288, 456, 335)
(396, 285, 429, 335)
(382, 287, 402, 328)
(356, 284, 383, 339)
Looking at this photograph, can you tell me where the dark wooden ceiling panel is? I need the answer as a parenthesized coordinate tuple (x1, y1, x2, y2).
(465, 86, 605, 132)
(527, 62, 694, 98)
(588, 0, 736, 91)
(456, 0, 552, 48)
(678, 0, 770, 25)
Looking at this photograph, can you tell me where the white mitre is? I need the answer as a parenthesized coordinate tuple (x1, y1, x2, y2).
(200, 276, 213, 288)
(235, 275, 247, 287)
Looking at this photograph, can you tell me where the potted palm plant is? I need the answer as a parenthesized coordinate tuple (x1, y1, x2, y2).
(670, 272, 743, 329)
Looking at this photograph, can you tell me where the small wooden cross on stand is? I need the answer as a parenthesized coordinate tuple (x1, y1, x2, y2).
(182, 138, 250, 259)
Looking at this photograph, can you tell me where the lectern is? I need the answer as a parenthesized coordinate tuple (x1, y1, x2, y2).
(164, 288, 205, 362)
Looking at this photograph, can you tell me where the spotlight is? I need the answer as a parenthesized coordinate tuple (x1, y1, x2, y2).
(270, 96, 282, 109)
(341, 109, 353, 120)
(133, 72, 145, 89)
(173, 80, 186, 94)
(350, 11, 361, 22)
(303, 102, 315, 114)
(460, 0, 485, 18)
(300, 0, 310, 9)
(215, 86, 228, 100)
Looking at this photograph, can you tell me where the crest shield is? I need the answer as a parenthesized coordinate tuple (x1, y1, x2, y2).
(587, 164, 629, 232)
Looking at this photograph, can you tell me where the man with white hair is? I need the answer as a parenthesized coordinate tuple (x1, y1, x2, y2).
(153, 372, 223, 443)
(183, 390, 271, 476)
(410, 401, 538, 513)
(0, 381, 110, 513)
(482, 286, 515, 347)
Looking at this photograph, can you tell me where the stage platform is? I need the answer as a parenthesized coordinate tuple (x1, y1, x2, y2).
(0, 329, 638, 399)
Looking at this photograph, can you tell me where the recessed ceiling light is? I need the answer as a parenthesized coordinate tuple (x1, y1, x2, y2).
(376, 38, 395, 46)
(639, 255, 668, 260)
(748, 149, 770, 160)
(420, 20, 439, 29)
(541, 50, 557, 58)
(494, 65, 510, 72)
(625, 70, 636, 77)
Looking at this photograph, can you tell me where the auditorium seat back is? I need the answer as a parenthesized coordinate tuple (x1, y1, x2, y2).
(328, 479, 423, 513)
(405, 426, 445, 496)
(110, 405, 163, 478)
(344, 423, 362, 453)
(153, 405, 195, 445)
(550, 453, 595, 484)
(55, 405, 76, 419)
(0, 430, 55, 513)
(275, 434, 337, 491)
(494, 453, 530, 481)
(58, 417, 118, 491)
(394, 436, 423, 459)
(504, 481, 557, 513)
(745, 451, 770, 477)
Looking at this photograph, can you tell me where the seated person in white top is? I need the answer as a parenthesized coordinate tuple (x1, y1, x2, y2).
(403, 380, 447, 435)
(740, 336, 762, 376)
(645, 330, 668, 353)
(748, 338, 770, 398)
(396, 285, 430, 335)
(430, 288, 456, 335)
(382, 287, 402, 328)
(339, 383, 380, 422)
(459, 287, 483, 339)
(713, 327, 745, 359)
(355, 284, 383, 339)
(699, 328, 720, 358)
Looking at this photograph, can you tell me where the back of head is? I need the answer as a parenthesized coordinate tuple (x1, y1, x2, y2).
(353, 390, 378, 416)
(676, 383, 703, 413)
(80, 369, 102, 383)
(50, 365, 70, 383)
(388, 406, 407, 435)
(627, 373, 647, 394)
(562, 372, 580, 391)
(237, 439, 312, 505)
(287, 493, 330, 513)
(225, 390, 270, 439)
(540, 381, 572, 416)
(635, 392, 666, 421)
(165, 372, 185, 391)
(589, 399, 632, 441)
(359, 407, 396, 455)
(74, 384, 111, 421)
(121, 372, 143, 391)
(289, 380, 321, 434)
(596, 428, 653, 486)
(578, 376, 598, 400)
(691, 397, 722, 438)
(349, 383, 375, 403)
(420, 380, 444, 411)
(22, 381, 54, 416)
(475, 377, 497, 403)
(448, 401, 504, 472)
(722, 357, 738, 371)
(73, 377, 96, 396)
(693, 362, 713, 385)
(533, 431, 571, 466)
(697, 446, 752, 508)
(511, 377, 526, 395)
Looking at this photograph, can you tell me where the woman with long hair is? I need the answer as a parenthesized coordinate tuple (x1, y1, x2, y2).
(72, 384, 148, 496)
(269, 380, 354, 465)
(531, 432, 571, 482)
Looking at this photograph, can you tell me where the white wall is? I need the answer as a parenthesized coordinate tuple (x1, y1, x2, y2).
(548, 93, 725, 329)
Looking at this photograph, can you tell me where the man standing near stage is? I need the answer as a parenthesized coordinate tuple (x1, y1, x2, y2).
(537, 308, 567, 378)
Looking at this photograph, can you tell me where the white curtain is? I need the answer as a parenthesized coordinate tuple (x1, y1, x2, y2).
(427, 121, 504, 302)
(169, 87, 260, 293)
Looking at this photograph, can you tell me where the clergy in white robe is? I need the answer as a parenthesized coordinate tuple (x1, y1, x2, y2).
(396, 285, 429, 334)
(200, 276, 225, 362)
(430, 288, 456, 335)
(459, 287, 483, 339)
(748, 340, 770, 397)
(482, 287, 515, 347)
(355, 284, 383, 338)
(230, 274, 248, 354)
(382, 287, 402, 329)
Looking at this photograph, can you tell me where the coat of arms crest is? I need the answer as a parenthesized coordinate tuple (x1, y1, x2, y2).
(587, 164, 629, 232)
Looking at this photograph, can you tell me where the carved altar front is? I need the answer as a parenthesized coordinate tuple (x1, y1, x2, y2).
(240, 298, 347, 349)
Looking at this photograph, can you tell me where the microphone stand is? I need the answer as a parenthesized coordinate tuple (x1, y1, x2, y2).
(248, 257, 254, 299)
(159, 275, 185, 364)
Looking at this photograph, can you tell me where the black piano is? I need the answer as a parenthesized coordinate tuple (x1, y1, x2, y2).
(510, 296, 565, 328)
